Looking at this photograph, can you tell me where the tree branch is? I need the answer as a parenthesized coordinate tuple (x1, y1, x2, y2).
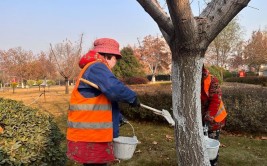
(67, 34, 83, 78)
(137, 0, 174, 37)
(160, 28, 171, 45)
(50, 43, 67, 78)
(166, 0, 197, 42)
(200, 0, 251, 47)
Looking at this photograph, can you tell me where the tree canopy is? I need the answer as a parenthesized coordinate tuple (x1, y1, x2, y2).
(113, 47, 145, 78)
(243, 30, 267, 71)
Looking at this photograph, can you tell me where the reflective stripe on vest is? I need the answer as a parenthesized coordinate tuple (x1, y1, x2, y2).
(68, 121, 113, 129)
(69, 104, 112, 111)
(204, 74, 227, 122)
(214, 101, 227, 122)
(67, 61, 113, 142)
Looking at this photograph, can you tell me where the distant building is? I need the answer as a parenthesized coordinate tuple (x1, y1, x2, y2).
(259, 64, 267, 76)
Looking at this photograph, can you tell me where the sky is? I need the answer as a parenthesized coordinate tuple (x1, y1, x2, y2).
(0, 0, 266, 54)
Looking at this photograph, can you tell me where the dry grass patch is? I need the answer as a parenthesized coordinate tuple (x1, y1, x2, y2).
(0, 86, 72, 117)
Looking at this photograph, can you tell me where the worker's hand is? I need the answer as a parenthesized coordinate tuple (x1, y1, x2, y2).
(129, 97, 141, 107)
(204, 114, 214, 123)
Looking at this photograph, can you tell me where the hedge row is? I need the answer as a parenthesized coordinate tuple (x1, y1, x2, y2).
(120, 84, 267, 134)
(222, 86, 267, 133)
(225, 76, 267, 86)
(121, 77, 149, 85)
(0, 98, 66, 165)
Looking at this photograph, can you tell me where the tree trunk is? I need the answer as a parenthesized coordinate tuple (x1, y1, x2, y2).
(171, 50, 210, 165)
(151, 75, 156, 82)
(65, 77, 69, 94)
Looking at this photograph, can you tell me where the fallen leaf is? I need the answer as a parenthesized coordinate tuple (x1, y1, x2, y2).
(165, 134, 174, 140)
(261, 136, 267, 140)
(135, 149, 142, 153)
(255, 137, 261, 140)
(220, 144, 227, 148)
(152, 141, 158, 145)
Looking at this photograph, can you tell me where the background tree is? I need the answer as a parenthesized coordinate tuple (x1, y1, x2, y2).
(206, 18, 243, 67)
(36, 52, 57, 80)
(137, 0, 251, 165)
(228, 41, 246, 70)
(113, 46, 145, 78)
(135, 35, 171, 82)
(205, 18, 243, 79)
(0, 47, 35, 87)
(243, 30, 267, 71)
(50, 35, 83, 94)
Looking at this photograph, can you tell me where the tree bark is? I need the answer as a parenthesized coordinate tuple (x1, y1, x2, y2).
(171, 49, 209, 165)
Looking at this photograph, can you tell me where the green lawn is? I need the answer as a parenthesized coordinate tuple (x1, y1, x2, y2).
(62, 119, 267, 166)
(1, 86, 266, 165)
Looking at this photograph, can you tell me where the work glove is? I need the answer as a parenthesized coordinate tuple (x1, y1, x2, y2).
(129, 97, 141, 107)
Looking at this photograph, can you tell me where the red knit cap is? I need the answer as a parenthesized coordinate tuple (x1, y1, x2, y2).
(93, 38, 122, 59)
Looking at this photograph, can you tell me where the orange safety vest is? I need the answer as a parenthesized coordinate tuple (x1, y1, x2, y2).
(203, 74, 227, 123)
(67, 61, 113, 142)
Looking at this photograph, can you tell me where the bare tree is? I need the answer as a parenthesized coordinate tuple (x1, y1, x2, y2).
(137, 0, 251, 165)
(36, 52, 57, 79)
(0, 47, 35, 86)
(136, 35, 171, 82)
(50, 34, 83, 94)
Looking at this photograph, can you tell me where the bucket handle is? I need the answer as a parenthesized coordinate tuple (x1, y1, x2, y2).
(125, 121, 136, 138)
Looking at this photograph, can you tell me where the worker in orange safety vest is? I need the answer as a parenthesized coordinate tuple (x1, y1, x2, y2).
(201, 65, 227, 166)
(66, 38, 140, 166)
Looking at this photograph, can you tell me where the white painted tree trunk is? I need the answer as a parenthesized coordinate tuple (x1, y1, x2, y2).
(151, 75, 156, 82)
(171, 51, 210, 165)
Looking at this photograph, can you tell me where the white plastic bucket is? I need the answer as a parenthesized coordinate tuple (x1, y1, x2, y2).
(113, 122, 138, 160)
(113, 136, 138, 160)
(204, 136, 220, 160)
